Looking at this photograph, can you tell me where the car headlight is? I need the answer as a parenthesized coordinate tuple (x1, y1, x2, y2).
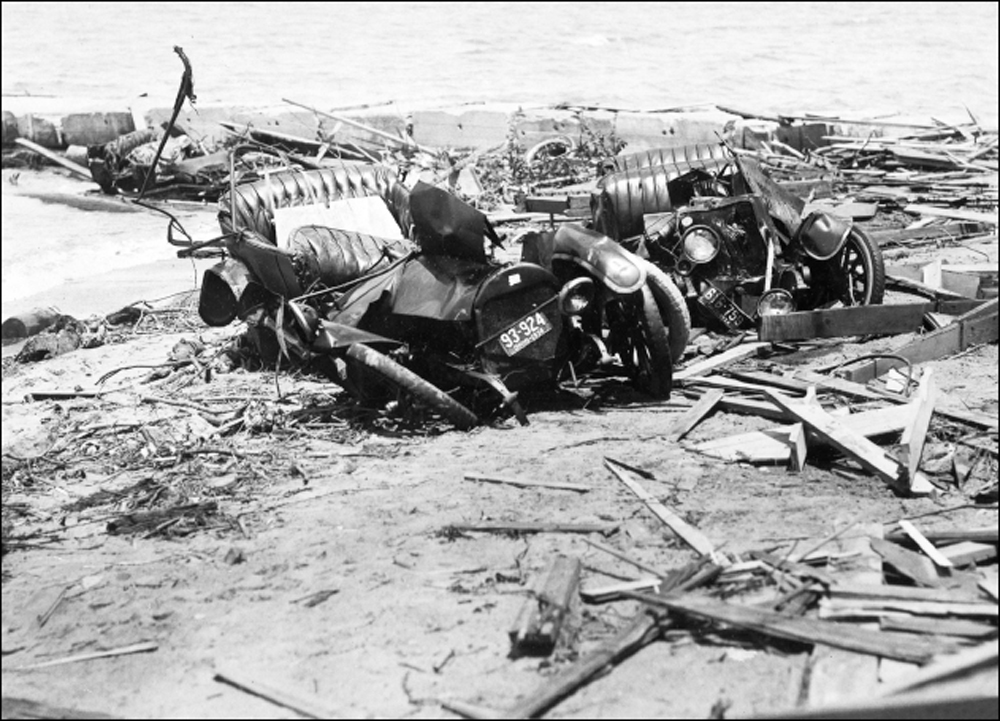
(757, 288, 796, 317)
(558, 277, 595, 316)
(681, 225, 721, 264)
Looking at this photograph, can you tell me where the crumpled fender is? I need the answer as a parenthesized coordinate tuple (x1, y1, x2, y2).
(796, 210, 853, 261)
(551, 224, 646, 294)
(312, 320, 402, 352)
(199, 258, 271, 326)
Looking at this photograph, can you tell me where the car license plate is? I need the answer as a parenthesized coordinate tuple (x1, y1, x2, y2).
(498, 311, 553, 356)
(698, 286, 751, 331)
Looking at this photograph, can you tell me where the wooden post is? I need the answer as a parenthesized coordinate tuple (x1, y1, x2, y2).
(509, 556, 581, 657)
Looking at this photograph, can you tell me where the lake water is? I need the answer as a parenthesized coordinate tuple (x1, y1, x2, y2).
(2, 1, 998, 316)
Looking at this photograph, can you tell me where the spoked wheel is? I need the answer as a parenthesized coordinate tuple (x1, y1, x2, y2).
(344, 344, 478, 430)
(608, 286, 673, 399)
(808, 227, 885, 308)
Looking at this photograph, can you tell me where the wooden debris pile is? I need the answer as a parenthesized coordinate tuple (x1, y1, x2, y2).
(443, 458, 998, 719)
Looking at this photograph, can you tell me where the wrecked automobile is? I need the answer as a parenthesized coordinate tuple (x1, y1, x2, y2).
(183, 161, 687, 428)
(591, 144, 886, 331)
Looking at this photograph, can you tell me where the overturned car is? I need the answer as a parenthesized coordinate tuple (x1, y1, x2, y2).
(590, 144, 886, 331)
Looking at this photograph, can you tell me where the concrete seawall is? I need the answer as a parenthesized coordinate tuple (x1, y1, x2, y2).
(0, 96, 942, 156)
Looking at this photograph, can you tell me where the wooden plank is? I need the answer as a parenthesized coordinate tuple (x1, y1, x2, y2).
(821, 599, 998, 618)
(759, 304, 927, 342)
(829, 581, 986, 605)
(885, 526, 998, 546)
(788, 423, 808, 471)
(940, 269, 982, 298)
(667, 389, 723, 440)
(10, 641, 158, 671)
(905, 203, 999, 225)
(463, 472, 590, 493)
(579, 578, 661, 603)
(807, 523, 882, 707)
(214, 669, 339, 719)
(764, 390, 907, 489)
(898, 520, 954, 568)
(624, 592, 945, 664)
(681, 390, 791, 422)
(503, 562, 722, 720)
(871, 537, 944, 587)
(840, 299, 999, 383)
(938, 541, 998, 567)
(693, 404, 915, 464)
(899, 369, 937, 492)
(509, 556, 581, 656)
(446, 521, 617, 535)
(879, 616, 999, 638)
(604, 458, 716, 557)
(673, 341, 770, 381)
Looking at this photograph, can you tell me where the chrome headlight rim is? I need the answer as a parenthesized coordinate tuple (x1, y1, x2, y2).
(756, 288, 796, 318)
(558, 277, 595, 316)
(680, 224, 721, 264)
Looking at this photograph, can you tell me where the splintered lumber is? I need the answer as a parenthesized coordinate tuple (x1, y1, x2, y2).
(762, 391, 908, 489)
(829, 583, 989, 605)
(880, 616, 999, 639)
(725, 370, 814, 395)
(885, 525, 998, 546)
(792, 368, 998, 430)
(673, 341, 771, 381)
(871, 537, 944, 587)
(214, 669, 339, 719)
(821, 598, 998, 619)
(622, 592, 945, 663)
(939, 541, 998, 567)
(839, 298, 999, 383)
(898, 369, 937, 493)
(10, 641, 158, 671)
(579, 578, 661, 603)
(759, 303, 928, 342)
(667, 389, 723, 440)
(692, 404, 915, 465)
(807, 523, 883, 707)
(898, 520, 954, 568)
(463, 472, 590, 493)
(905, 203, 999, 225)
(446, 521, 617, 535)
(604, 458, 716, 557)
(509, 556, 581, 656)
(501, 561, 721, 720)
